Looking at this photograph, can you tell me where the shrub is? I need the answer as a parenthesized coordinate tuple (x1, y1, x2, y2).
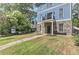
(74, 34, 79, 46)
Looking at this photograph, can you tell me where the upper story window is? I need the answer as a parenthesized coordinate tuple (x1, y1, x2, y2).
(32, 21, 34, 25)
(47, 3, 53, 8)
(42, 16, 46, 20)
(53, 11, 55, 20)
(47, 12, 52, 19)
(59, 8, 64, 19)
(42, 14, 47, 20)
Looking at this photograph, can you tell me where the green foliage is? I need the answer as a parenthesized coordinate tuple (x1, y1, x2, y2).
(0, 13, 10, 35)
(72, 18, 79, 26)
(74, 35, 79, 46)
(72, 3, 79, 27)
(6, 10, 32, 34)
(0, 3, 35, 35)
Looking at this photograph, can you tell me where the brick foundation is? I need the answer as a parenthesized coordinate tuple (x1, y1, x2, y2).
(56, 20, 72, 35)
(37, 20, 72, 35)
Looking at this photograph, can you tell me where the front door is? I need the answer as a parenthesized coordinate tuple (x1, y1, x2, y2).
(47, 25, 51, 34)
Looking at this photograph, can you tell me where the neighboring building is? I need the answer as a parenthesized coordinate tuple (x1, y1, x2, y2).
(34, 3, 73, 35)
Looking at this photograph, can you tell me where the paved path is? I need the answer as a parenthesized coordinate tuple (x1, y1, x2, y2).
(0, 34, 46, 51)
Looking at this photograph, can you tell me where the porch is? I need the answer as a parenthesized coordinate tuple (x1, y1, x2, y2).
(37, 19, 72, 35)
(37, 19, 54, 35)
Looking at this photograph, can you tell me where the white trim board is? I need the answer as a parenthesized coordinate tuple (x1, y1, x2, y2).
(55, 19, 71, 22)
(37, 22, 42, 24)
(37, 19, 71, 24)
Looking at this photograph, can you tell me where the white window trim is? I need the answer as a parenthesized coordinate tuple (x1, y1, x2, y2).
(59, 8, 64, 19)
(58, 23, 64, 33)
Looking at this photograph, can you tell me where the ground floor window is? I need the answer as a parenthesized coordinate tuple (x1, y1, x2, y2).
(59, 23, 63, 32)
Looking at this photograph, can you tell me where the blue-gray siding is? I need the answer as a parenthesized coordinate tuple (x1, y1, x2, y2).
(36, 3, 71, 22)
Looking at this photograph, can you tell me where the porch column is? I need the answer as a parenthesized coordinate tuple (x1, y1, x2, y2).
(41, 23, 43, 34)
(51, 22, 53, 35)
(41, 22, 44, 34)
(42, 22, 45, 34)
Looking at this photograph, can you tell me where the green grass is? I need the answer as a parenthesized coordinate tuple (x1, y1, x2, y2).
(1, 35, 78, 55)
(0, 32, 38, 45)
(0, 42, 58, 55)
(0, 35, 72, 55)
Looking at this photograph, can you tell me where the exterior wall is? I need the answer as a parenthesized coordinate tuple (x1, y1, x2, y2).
(36, 3, 71, 23)
(37, 19, 72, 35)
(56, 19, 72, 35)
(37, 3, 61, 12)
(36, 3, 72, 35)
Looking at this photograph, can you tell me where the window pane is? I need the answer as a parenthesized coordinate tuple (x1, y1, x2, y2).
(59, 8, 63, 19)
(59, 24, 63, 32)
(32, 21, 34, 24)
(47, 12, 52, 19)
(53, 11, 55, 19)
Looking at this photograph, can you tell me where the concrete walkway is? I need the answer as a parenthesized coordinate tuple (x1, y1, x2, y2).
(0, 34, 46, 51)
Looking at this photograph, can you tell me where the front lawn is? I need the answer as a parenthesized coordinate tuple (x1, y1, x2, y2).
(0, 32, 38, 45)
(0, 35, 76, 55)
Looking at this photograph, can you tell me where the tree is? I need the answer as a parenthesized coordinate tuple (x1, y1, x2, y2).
(72, 3, 79, 27)
(0, 12, 9, 35)
(1, 3, 36, 20)
(6, 10, 32, 34)
(0, 3, 36, 35)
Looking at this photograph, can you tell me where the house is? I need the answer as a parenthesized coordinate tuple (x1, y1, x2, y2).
(34, 3, 73, 35)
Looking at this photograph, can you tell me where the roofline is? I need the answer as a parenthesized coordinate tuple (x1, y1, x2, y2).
(34, 3, 46, 7)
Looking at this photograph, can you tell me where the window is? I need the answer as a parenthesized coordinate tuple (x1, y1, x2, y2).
(53, 11, 55, 20)
(47, 12, 52, 19)
(59, 8, 63, 19)
(42, 14, 47, 20)
(47, 3, 52, 8)
(42, 16, 46, 20)
(59, 23, 63, 32)
(42, 17, 45, 20)
(32, 21, 34, 25)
